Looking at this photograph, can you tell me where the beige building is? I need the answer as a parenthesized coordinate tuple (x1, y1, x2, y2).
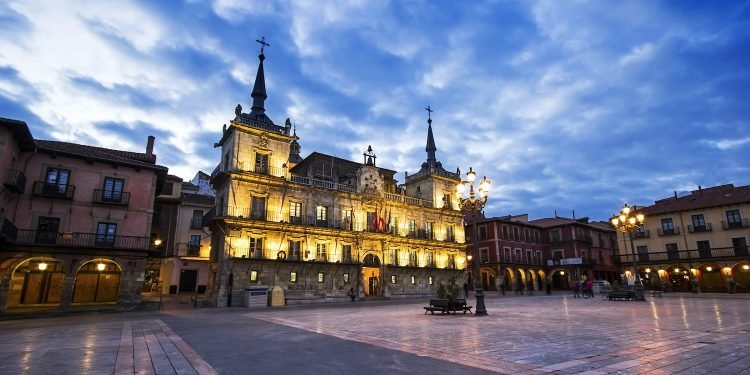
(206, 49, 467, 306)
(618, 184, 750, 293)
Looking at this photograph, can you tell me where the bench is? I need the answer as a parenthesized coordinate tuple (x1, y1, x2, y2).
(423, 299, 473, 315)
(606, 290, 636, 301)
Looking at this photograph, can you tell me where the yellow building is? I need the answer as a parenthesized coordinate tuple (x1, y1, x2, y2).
(206, 49, 467, 306)
(618, 184, 750, 293)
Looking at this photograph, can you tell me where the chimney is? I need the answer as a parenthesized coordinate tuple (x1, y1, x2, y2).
(146, 136, 155, 156)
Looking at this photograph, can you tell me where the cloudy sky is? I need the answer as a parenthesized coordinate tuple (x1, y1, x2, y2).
(1, 0, 749, 221)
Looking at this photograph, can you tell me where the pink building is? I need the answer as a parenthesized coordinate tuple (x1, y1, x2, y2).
(0, 118, 167, 314)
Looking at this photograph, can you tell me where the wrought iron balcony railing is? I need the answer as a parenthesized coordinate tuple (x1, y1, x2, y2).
(174, 243, 204, 257)
(32, 181, 75, 199)
(688, 223, 712, 233)
(3, 169, 26, 193)
(0, 217, 18, 241)
(93, 189, 130, 205)
(615, 245, 749, 263)
(657, 227, 680, 236)
(15, 230, 152, 250)
(722, 218, 750, 230)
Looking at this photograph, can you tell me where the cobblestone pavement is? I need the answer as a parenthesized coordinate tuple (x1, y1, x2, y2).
(249, 294, 750, 374)
(0, 294, 749, 374)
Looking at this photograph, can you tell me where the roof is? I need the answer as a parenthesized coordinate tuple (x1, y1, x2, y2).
(291, 151, 397, 180)
(527, 217, 576, 228)
(639, 184, 750, 216)
(0, 118, 37, 151)
(36, 140, 164, 170)
(182, 193, 215, 206)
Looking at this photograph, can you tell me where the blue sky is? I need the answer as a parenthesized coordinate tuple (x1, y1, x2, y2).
(1, 0, 749, 221)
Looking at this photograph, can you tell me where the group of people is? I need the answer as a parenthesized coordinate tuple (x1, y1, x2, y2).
(572, 279, 595, 299)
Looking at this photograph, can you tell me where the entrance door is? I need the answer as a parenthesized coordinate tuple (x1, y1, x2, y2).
(362, 267, 380, 296)
(179, 269, 198, 293)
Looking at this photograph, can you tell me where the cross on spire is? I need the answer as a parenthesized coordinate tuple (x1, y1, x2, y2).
(256, 36, 270, 54)
(425, 105, 433, 121)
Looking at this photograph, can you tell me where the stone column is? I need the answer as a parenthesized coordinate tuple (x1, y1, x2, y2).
(59, 275, 76, 312)
(0, 274, 10, 313)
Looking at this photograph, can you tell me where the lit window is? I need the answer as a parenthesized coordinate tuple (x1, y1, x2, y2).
(411, 275, 416, 284)
(391, 275, 397, 284)
(290, 272, 297, 282)
(343, 273, 350, 283)
(428, 276, 433, 285)
(318, 272, 325, 283)
(250, 270, 258, 281)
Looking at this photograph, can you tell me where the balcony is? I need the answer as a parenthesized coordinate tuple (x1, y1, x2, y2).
(615, 245, 749, 263)
(231, 247, 266, 259)
(93, 189, 130, 206)
(657, 227, 680, 236)
(634, 229, 650, 238)
(32, 182, 75, 200)
(546, 258, 595, 266)
(722, 218, 750, 230)
(4, 169, 26, 193)
(15, 230, 152, 250)
(688, 223, 712, 233)
(175, 243, 204, 257)
(0, 217, 18, 242)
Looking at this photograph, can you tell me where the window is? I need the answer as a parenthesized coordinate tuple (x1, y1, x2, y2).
(289, 202, 302, 224)
(538, 251, 544, 265)
(250, 238, 263, 258)
(514, 249, 521, 263)
(316, 243, 327, 261)
(290, 272, 297, 282)
(389, 249, 398, 266)
(636, 245, 649, 261)
(535, 231, 540, 243)
(428, 276, 433, 285)
(343, 273, 350, 283)
(251, 196, 266, 220)
(409, 251, 417, 267)
(524, 229, 531, 242)
(44, 167, 71, 195)
(318, 272, 325, 283)
(553, 250, 563, 261)
(666, 243, 679, 260)
(732, 237, 748, 256)
(446, 225, 454, 242)
(188, 235, 201, 256)
(513, 227, 520, 241)
(255, 153, 269, 174)
(661, 218, 675, 233)
(316, 206, 328, 227)
(426, 252, 434, 266)
(342, 244, 352, 262)
(550, 229, 561, 242)
(161, 181, 174, 196)
(391, 275, 397, 284)
(102, 177, 124, 203)
(503, 247, 511, 262)
(447, 254, 456, 269)
(36, 216, 60, 244)
(288, 240, 301, 260)
(191, 210, 203, 229)
(697, 240, 712, 258)
(526, 250, 533, 264)
(96, 222, 117, 246)
(691, 214, 706, 229)
(726, 210, 742, 228)
(250, 270, 258, 281)
(411, 275, 416, 284)
(502, 225, 509, 240)
(426, 222, 434, 239)
(478, 225, 487, 240)
(407, 219, 416, 236)
(480, 248, 489, 263)
(341, 209, 353, 230)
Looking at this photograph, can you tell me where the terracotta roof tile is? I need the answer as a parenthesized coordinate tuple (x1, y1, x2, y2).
(639, 184, 750, 215)
(35, 140, 165, 171)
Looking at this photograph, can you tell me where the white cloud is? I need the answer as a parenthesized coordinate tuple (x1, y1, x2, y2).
(619, 43, 655, 67)
(704, 137, 750, 151)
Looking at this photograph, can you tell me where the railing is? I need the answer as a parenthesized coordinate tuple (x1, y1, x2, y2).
(190, 217, 203, 229)
(92, 189, 130, 205)
(688, 223, 712, 233)
(15, 230, 152, 250)
(722, 218, 750, 230)
(657, 227, 680, 236)
(32, 182, 75, 199)
(235, 161, 286, 177)
(231, 247, 266, 259)
(174, 243, 204, 257)
(3, 169, 26, 193)
(546, 258, 596, 266)
(634, 229, 650, 238)
(615, 246, 749, 263)
(289, 175, 357, 193)
(0, 217, 18, 241)
(235, 115, 289, 134)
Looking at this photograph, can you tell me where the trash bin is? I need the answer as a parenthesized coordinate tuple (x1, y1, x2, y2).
(270, 286, 285, 307)
(244, 286, 269, 308)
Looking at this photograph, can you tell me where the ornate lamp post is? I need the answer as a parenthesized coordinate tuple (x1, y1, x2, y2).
(457, 167, 491, 315)
(610, 204, 646, 301)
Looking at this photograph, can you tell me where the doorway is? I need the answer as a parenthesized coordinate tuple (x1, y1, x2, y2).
(179, 269, 198, 293)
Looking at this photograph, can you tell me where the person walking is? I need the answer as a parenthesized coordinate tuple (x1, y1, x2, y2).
(500, 278, 506, 296)
(585, 279, 594, 299)
(463, 282, 469, 298)
(573, 280, 580, 298)
(349, 287, 356, 302)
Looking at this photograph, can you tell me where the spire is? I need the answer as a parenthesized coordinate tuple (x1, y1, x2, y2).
(251, 37, 270, 115)
(425, 105, 436, 163)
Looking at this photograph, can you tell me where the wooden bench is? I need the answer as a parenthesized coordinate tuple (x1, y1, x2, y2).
(423, 299, 473, 315)
(606, 290, 636, 301)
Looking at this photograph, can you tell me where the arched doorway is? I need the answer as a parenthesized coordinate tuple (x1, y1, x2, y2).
(733, 263, 750, 293)
(8, 257, 65, 309)
(537, 270, 546, 290)
(698, 264, 724, 292)
(666, 265, 691, 292)
(362, 254, 380, 296)
(526, 270, 537, 291)
(551, 269, 569, 290)
(72, 259, 121, 303)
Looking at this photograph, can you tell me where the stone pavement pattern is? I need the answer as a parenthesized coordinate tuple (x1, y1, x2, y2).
(249, 295, 750, 374)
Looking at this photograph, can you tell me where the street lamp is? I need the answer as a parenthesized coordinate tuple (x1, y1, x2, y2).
(457, 167, 491, 316)
(610, 203, 646, 301)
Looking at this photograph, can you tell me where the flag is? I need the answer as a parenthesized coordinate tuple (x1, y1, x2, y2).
(386, 208, 392, 233)
(372, 206, 379, 232)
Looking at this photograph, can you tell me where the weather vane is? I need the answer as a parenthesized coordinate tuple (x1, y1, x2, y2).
(256, 36, 270, 54)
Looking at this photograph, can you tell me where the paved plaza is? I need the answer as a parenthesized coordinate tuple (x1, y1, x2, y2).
(0, 293, 749, 374)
